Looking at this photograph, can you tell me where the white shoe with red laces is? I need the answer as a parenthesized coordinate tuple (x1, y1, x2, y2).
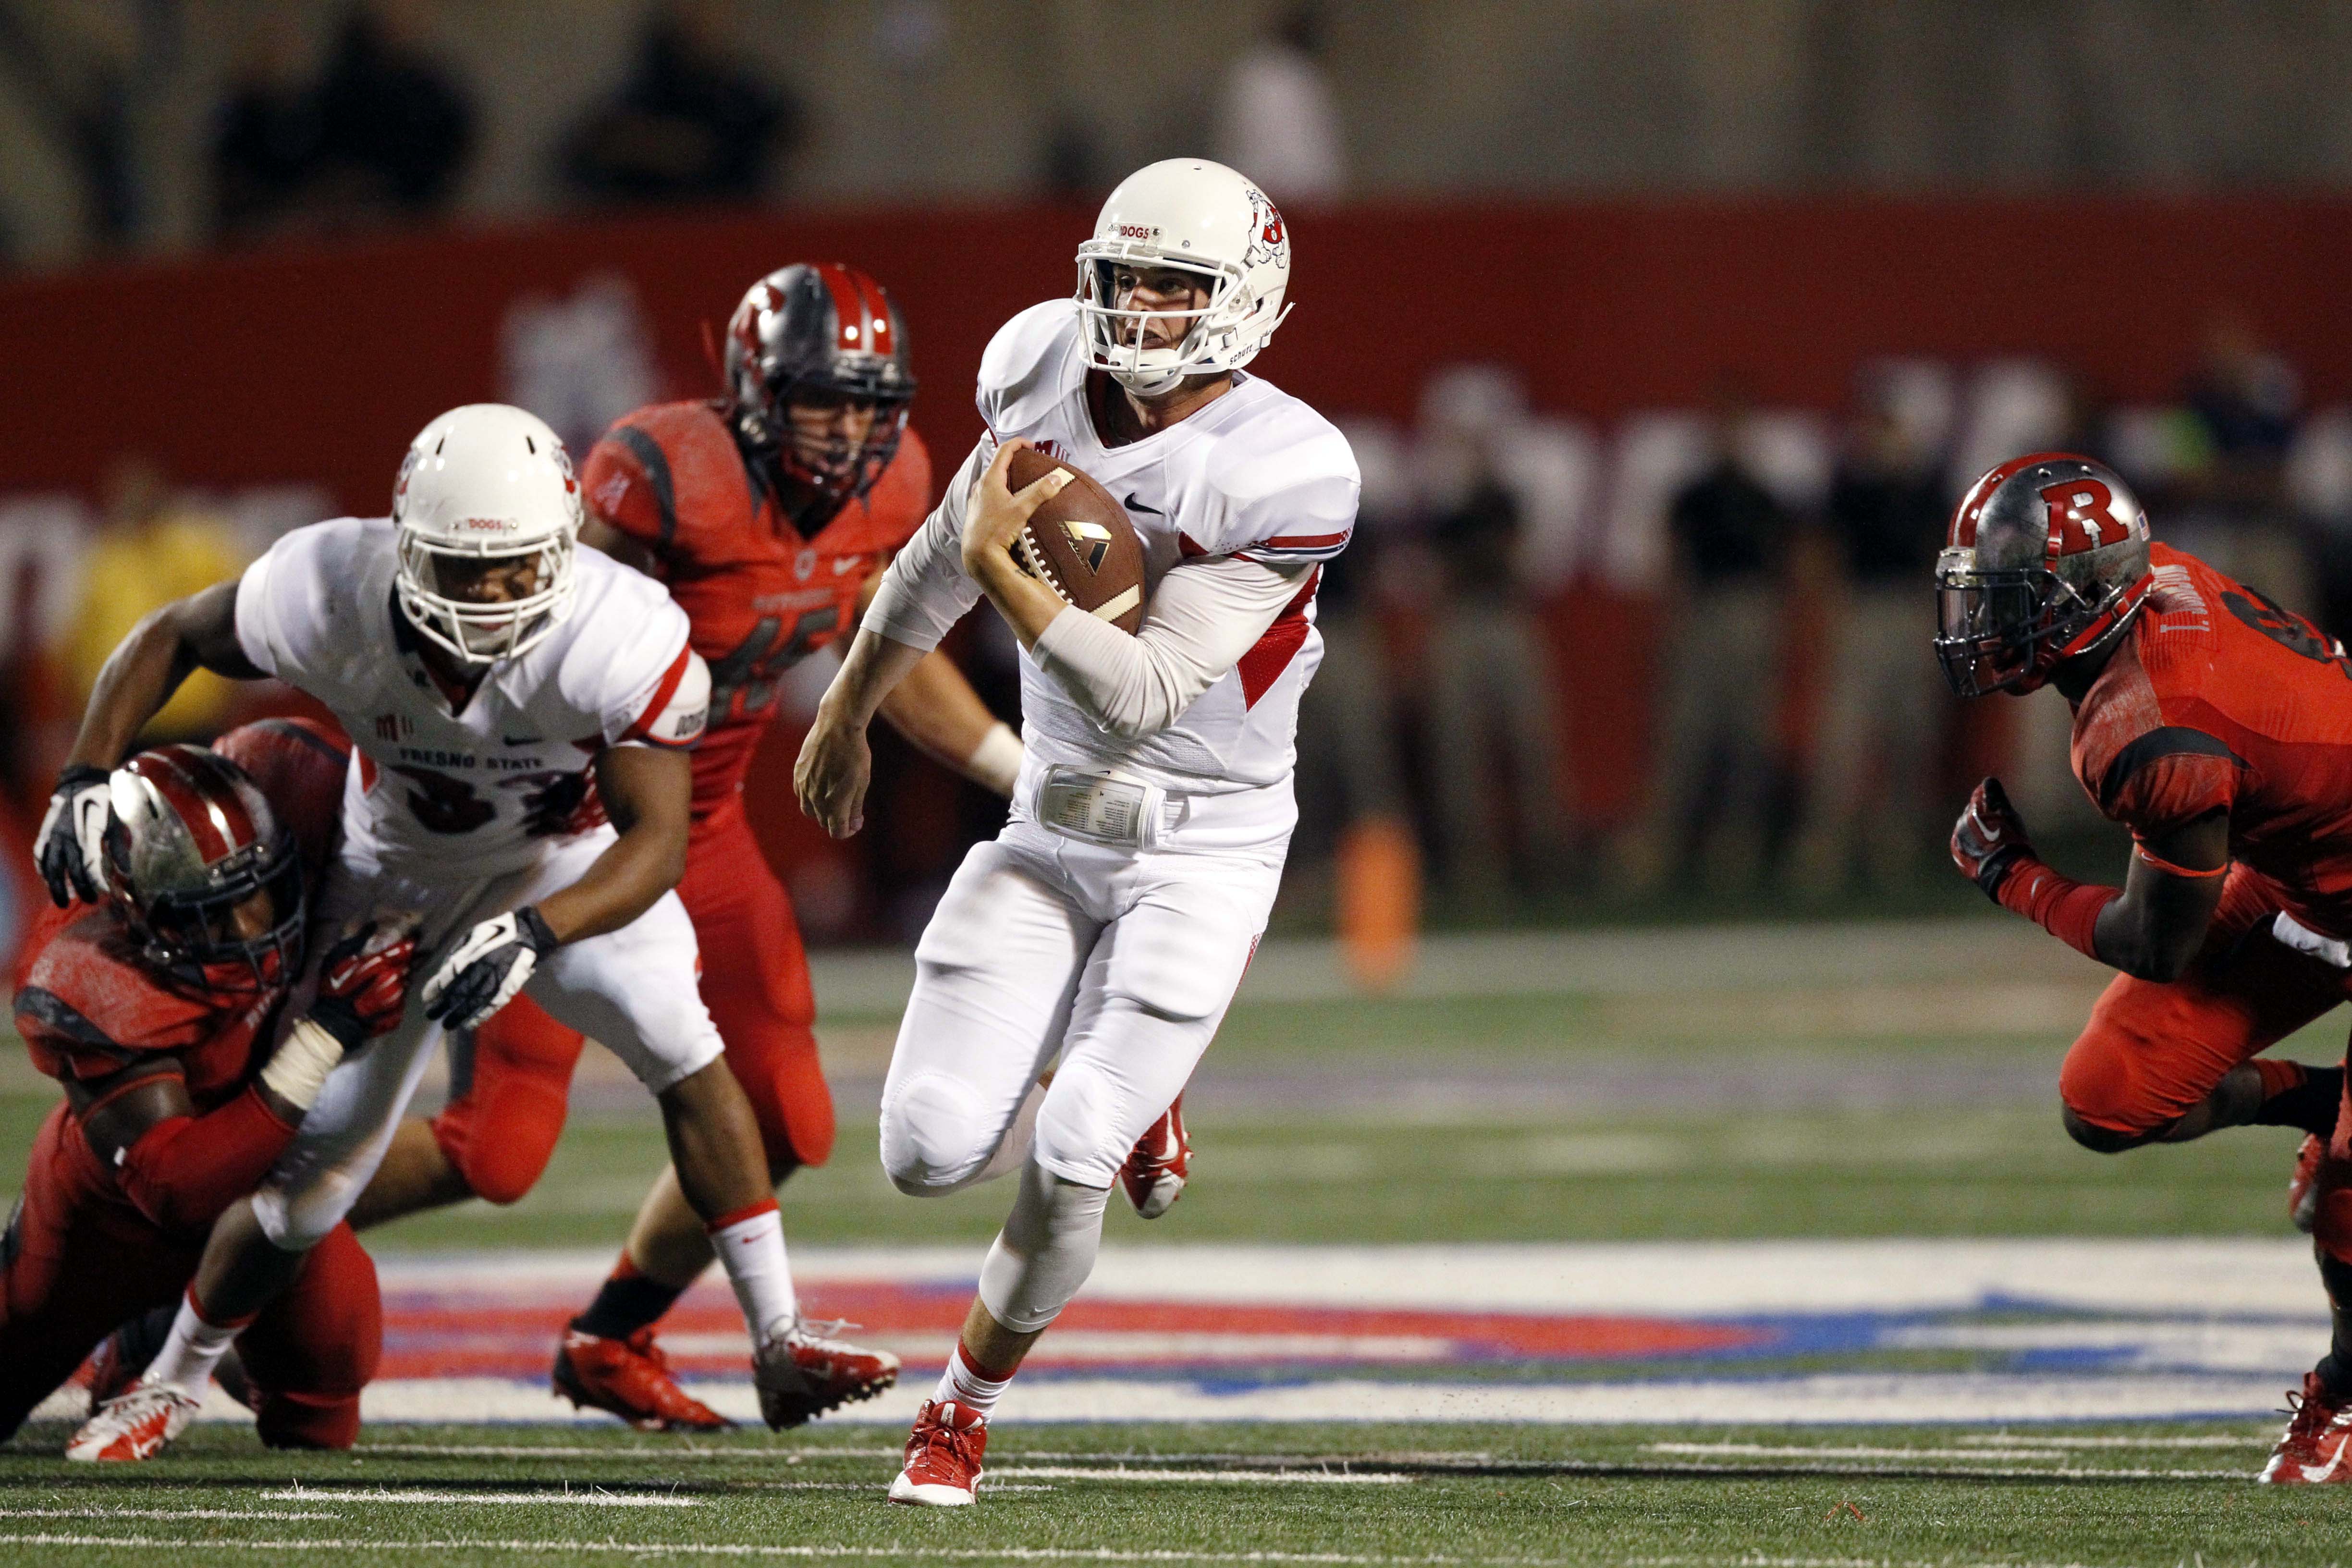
(1120, 1095, 1191, 1220)
(2261, 1371, 2352, 1483)
(888, 1398, 989, 1506)
(66, 1373, 202, 1462)
(753, 1318, 901, 1431)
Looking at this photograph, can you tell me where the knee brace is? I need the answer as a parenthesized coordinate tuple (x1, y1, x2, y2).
(1032, 1059, 1129, 1188)
(977, 1163, 1111, 1335)
(879, 1072, 999, 1196)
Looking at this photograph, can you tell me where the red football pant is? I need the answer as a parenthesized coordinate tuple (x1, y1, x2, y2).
(0, 1103, 381, 1446)
(434, 805, 834, 1204)
(2058, 867, 2352, 1256)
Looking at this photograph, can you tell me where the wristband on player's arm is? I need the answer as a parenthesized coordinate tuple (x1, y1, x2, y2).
(1990, 855, 2119, 963)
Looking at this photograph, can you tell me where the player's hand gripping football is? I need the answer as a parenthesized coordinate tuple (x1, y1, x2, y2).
(1951, 776, 2036, 898)
(35, 764, 113, 906)
(421, 906, 560, 1032)
(307, 920, 421, 1051)
(958, 439, 1073, 583)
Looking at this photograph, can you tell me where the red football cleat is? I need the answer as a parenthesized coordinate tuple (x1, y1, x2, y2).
(888, 1398, 989, 1506)
(1120, 1095, 1191, 1219)
(752, 1318, 901, 1430)
(2261, 1372, 2352, 1483)
(552, 1327, 730, 1432)
(2291, 1135, 2327, 1234)
(66, 1375, 201, 1463)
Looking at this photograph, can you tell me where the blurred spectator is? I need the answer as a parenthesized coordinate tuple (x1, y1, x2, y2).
(500, 273, 662, 457)
(1791, 364, 1955, 894)
(2169, 306, 2311, 612)
(212, 0, 474, 240)
(1213, 4, 1344, 200)
(61, 457, 245, 743)
(1623, 386, 1798, 894)
(1414, 367, 1571, 901)
(562, 0, 804, 205)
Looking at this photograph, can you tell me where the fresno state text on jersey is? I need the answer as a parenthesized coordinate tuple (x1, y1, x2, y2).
(233, 517, 710, 878)
(582, 401, 931, 821)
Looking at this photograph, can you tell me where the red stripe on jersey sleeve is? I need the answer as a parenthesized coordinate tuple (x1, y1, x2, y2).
(1237, 568, 1321, 709)
(623, 644, 694, 744)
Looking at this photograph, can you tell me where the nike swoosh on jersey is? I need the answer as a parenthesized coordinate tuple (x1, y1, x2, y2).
(1124, 493, 1164, 516)
(503, 735, 544, 746)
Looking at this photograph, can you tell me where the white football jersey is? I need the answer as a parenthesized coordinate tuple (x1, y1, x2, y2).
(875, 299, 1358, 796)
(235, 517, 709, 879)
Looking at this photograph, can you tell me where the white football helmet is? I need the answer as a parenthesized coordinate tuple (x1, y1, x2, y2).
(1075, 158, 1294, 396)
(392, 404, 582, 664)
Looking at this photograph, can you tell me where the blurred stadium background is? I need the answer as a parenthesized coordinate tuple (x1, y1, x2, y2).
(5, 1, 2352, 1561)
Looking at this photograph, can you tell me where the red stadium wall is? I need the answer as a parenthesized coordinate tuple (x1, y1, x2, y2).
(4, 196, 2347, 895)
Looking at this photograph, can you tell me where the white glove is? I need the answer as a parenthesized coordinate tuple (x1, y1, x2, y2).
(420, 906, 560, 1032)
(36, 765, 113, 906)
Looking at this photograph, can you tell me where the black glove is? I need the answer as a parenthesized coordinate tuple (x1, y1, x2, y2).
(35, 765, 112, 907)
(1950, 776, 2035, 899)
(420, 905, 560, 1032)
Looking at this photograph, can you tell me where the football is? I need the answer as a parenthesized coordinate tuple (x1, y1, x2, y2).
(1005, 446, 1147, 634)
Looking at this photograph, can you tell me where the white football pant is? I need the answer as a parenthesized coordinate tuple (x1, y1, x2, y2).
(251, 827, 723, 1250)
(880, 815, 1282, 1198)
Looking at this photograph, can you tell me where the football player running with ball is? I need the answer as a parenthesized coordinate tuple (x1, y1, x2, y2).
(40, 404, 806, 1459)
(1937, 454, 2352, 1483)
(797, 158, 1359, 1506)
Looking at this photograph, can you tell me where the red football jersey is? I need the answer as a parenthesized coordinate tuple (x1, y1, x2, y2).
(2072, 542, 2352, 936)
(580, 401, 933, 821)
(8, 716, 353, 1106)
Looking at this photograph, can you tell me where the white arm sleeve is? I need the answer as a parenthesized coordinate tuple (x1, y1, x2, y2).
(864, 439, 988, 654)
(1029, 555, 1312, 740)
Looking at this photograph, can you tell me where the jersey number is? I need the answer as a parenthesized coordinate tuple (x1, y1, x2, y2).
(391, 765, 496, 834)
(707, 608, 840, 721)
(2222, 589, 2352, 681)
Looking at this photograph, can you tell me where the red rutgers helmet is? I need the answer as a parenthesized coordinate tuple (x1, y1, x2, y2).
(723, 262, 916, 503)
(1934, 452, 2154, 698)
(101, 745, 307, 994)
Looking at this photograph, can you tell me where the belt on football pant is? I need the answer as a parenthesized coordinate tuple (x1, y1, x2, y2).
(1033, 765, 1180, 851)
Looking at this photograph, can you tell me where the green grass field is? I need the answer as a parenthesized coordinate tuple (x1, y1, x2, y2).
(2, 921, 2344, 1565)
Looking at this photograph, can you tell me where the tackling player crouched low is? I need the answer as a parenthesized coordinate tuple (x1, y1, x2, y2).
(35, 404, 810, 1462)
(1936, 453, 2352, 1483)
(796, 157, 1358, 1507)
(5, 722, 412, 1458)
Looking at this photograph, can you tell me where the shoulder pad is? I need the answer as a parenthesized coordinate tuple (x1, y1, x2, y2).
(1205, 399, 1361, 564)
(14, 913, 213, 1071)
(977, 302, 1082, 438)
(586, 402, 755, 557)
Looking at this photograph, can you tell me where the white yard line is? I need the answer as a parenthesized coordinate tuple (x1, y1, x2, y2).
(0, 1509, 339, 1520)
(354, 1442, 906, 1459)
(261, 1488, 697, 1507)
(990, 1466, 1411, 1486)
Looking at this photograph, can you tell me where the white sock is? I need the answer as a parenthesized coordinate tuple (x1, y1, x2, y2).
(709, 1202, 797, 1341)
(143, 1288, 243, 1397)
(932, 1344, 1014, 1418)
